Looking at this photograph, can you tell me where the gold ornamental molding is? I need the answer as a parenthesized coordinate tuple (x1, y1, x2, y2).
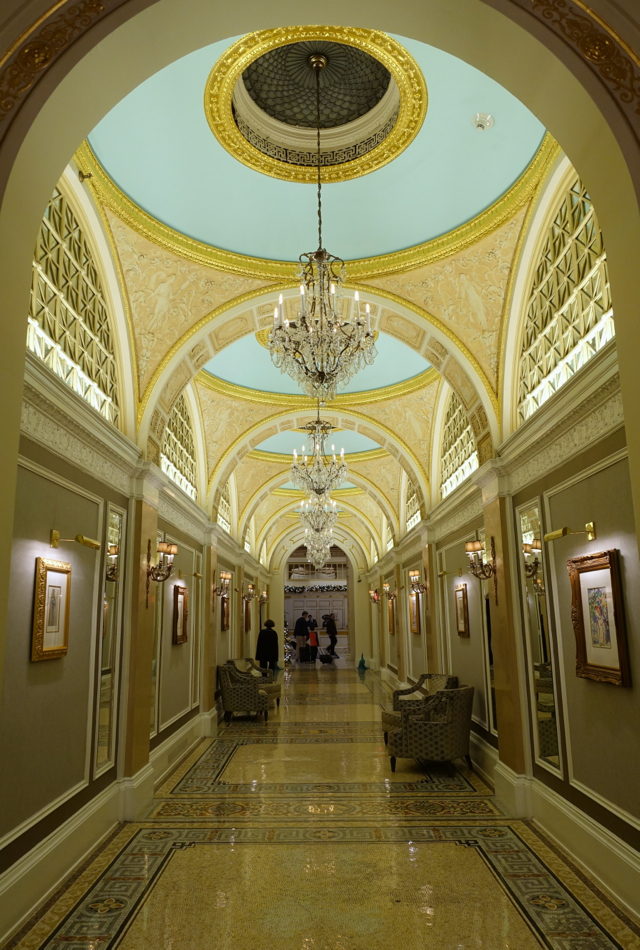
(195, 366, 438, 407)
(272, 486, 364, 497)
(247, 448, 389, 464)
(204, 27, 427, 185)
(74, 134, 558, 284)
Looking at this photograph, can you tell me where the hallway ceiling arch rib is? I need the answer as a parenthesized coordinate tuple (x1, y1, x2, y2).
(270, 523, 369, 575)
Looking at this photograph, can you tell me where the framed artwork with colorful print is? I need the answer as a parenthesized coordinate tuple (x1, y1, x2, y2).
(567, 549, 630, 686)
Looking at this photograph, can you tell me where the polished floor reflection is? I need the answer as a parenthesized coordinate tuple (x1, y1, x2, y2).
(8, 667, 639, 949)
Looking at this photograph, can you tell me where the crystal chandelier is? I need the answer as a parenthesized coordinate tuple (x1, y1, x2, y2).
(290, 408, 347, 496)
(300, 495, 338, 535)
(268, 52, 377, 405)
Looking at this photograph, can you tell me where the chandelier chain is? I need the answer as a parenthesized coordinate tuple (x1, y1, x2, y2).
(316, 65, 322, 250)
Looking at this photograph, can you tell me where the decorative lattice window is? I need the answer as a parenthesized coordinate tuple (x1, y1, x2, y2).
(518, 176, 614, 425)
(440, 391, 478, 498)
(244, 530, 252, 554)
(217, 482, 231, 534)
(406, 480, 421, 531)
(28, 187, 120, 426)
(161, 394, 197, 499)
(260, 541, 267, 566)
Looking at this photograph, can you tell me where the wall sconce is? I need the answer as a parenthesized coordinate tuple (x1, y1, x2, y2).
(465, 537, 498, 605)
(50, 529, 101, 550)
(383, 582, 398, 601)
(258, 590, 268, 605)
(408, 570, 428, 595)
(543, 522, 596, 543)
(146, 539, 177, 607)
(522, 539, 542, 579)
(237, 583, 256, 603)
(106, 544, 119, 582)
(369, 588, 380, 605)
(213, 571, 232, 598)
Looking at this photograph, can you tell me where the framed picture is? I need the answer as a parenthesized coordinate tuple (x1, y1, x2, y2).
(173, 585, 188, 644)
(455, 584, 470, 638)
(32, 558, 71, 661)
(244, 598, 251, 633)
(409, 591, 420, 634)
(221, 595, 230, 632)
(567, 549, 631, 686)
(388, 598, 395, 636)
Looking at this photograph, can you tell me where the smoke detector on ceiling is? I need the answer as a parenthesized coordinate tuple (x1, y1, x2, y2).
(472, 113, 494, 131)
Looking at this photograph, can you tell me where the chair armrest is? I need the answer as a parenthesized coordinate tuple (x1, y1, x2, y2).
(392, 674, 429, 708)
(406, 694, 452, 724)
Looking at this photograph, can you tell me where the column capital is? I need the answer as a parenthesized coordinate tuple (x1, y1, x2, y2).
(473, 459, 511, 506)
(130, 461, 165, 509)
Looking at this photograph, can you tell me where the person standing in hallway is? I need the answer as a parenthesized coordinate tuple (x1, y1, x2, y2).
(326, 612, 338, 657)
(308, 623, 319, 662)
(255, 618, 279, 673)
(294, 611, 309, 662)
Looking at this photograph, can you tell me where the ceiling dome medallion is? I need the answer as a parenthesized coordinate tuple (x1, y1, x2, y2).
(205, 27, 427, 184)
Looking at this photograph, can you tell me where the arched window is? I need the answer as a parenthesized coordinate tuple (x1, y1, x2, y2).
(28, 187, 120, 426)
(217, 482, 231, 534)
(440, 390, 478, 498)
(405, 480, 421, 531)
(161, 394, 197, 499)
(517, 176, 614, 425)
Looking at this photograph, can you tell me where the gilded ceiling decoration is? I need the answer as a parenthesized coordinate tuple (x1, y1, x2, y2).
(235, 457, 290, 529)
(365, 208, 528, 392)
(107, 211, 271, 397)
(204, 27, 426, 183)
(358, 373, 439, 475)
(348, 456, 403, 517)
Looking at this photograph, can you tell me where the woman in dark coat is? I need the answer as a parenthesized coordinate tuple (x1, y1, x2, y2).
(326, 613, 339, 657)
(255, 619, 279, 672)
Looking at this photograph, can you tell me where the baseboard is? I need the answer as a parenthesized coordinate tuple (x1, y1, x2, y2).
(492, 763, 640, 920)
(199, 706, 218, 737)
(469, 732, 498, 789)
(380, 667, 408, 692)
(0, 781, 120, 945)
(149, 713, 206, 792)
(531, 779, 640, 921)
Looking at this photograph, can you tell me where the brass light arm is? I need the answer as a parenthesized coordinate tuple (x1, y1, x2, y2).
(145, 538, 178, 608)
(50, 529, 101, 550)
(408, 569, 429, 594)
(544, 522, 596, 543)
(213, 571, 232, 598)
(437, 567, 463, 579)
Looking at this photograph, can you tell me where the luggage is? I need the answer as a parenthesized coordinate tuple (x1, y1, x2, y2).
(299, 645, 311, 663)
(318, 647, 334, 665)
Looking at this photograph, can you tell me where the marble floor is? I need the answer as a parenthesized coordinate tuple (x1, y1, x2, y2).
(7, 666, 640, 949)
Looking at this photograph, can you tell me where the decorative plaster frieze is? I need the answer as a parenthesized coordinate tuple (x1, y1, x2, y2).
(509, 390, 624, 494)
(21, 398, 132, 495)
(158, 491, 209, 545)
(431, 494, 484, 542)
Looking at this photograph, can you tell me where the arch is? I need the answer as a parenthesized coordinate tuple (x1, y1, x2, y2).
(205, 406, 429, 513)
(270, 524, 369, 575)
(2, 0, 640, 690)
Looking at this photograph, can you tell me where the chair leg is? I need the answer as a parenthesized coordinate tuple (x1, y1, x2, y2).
(465, 754, 473, 770)
(384, 731, 388, 745)
(224, 711, 232, 722)
(276, 698, 280, 708)
(264, 710, 268, 723)
(390, 756, 396, 773)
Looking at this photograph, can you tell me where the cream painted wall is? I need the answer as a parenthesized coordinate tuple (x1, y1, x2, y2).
(0, 463, 102, 840)
(546, 453, 640, 824)
(157, 534, 198, 731)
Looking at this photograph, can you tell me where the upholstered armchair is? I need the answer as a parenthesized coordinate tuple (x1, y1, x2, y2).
(218, 665, 269, 722)
(386, 685, 474, 772)
(381, 674, 458, 744)
(225, 659, 281, 707)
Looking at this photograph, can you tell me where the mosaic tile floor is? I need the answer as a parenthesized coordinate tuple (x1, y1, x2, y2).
(7, 667, 640, 949)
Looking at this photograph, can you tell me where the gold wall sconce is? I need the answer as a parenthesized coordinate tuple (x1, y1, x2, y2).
(369, 588, 380, 605)
(237, 583, 256, 603)
(106, 544, 119, 582)
(383, 582, 399, 601)
(50, 529, 101, 550)
(465, 537, 498, 605)
(522, 539, 542, 579)
(258, 590, 268, 605)
(408, 570, 428, 595)
(146, 539, 177, 607)
(544, 522, 596, 543)
(213, 571, 232, 598)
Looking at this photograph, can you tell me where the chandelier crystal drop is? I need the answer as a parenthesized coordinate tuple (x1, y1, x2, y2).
(300, 495, 338, 535)
(268, 52, 377, 405)
(290, 409, 347, 496)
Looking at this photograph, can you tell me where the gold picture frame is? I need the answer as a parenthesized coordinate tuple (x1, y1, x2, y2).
(409, 591, 420, 634)
(173, 585, 188, 644)
(32, 557, 71, 661)
(567, 549, 631, 686)
(388, 598, 396, 636)
(455, 584, 470, 638)
(221, 595, 230, 632)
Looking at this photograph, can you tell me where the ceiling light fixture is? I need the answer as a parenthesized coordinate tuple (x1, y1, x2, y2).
(290, 407, 348, 496)
(268, 52, 377, 405)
